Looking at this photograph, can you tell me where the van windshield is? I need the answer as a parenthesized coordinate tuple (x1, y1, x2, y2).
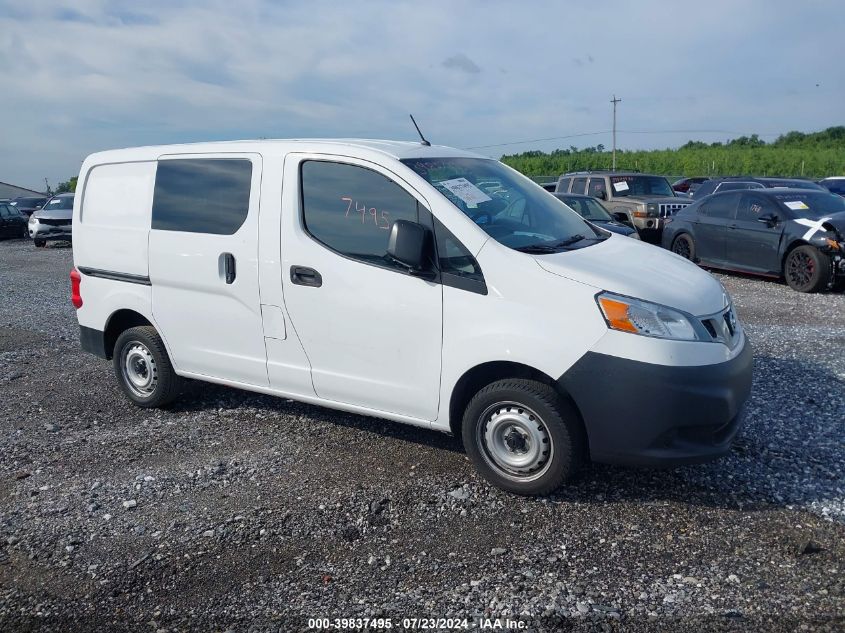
(402, 157, 604, 253)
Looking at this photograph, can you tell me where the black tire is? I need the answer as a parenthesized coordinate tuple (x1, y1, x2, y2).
(783, 245, 830, 293)
(671, 233, 695, 261)
(113, 326, 183, 408)
(461, 378, 585, 496)
(33, 239, 46, 248)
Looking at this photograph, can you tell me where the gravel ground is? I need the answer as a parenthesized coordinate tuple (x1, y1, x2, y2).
(0, 238, 843, 632)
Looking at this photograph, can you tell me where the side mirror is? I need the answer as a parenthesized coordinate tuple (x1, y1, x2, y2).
(595, 190, 607, 201)
(756, 213, 779, 226)
(387, 220, 434, 276)
(612, 211, 629, 223)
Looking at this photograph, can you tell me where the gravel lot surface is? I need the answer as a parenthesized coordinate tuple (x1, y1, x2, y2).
(0, 238, 843, 632)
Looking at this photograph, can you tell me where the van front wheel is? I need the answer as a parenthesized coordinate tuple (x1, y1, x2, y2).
(462, 379, 584, 495)
(113, 326, 183, 408)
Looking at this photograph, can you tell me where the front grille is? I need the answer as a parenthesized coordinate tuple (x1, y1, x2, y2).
(658, 202, 690, 218)
(699, 305, 740, 348)
(38, 218, 71, 227)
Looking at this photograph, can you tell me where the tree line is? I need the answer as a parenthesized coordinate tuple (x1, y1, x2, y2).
(49, 127, 845, 191)
(501, 126, 845, 179)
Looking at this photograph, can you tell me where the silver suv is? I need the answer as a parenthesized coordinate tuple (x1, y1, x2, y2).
(29, 193, 74, 247)
(556, 171, 691, 238)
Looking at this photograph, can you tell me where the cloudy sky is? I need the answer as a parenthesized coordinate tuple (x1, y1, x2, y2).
(0, 0, 842, 190)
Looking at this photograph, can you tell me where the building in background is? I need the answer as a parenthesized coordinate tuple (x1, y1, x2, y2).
(0, 181, 46, 199)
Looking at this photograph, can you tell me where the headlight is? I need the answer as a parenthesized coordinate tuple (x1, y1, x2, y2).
(28, 216, 37, 225)
(646, 203, 658, 217)
(596, 292, 702, 341)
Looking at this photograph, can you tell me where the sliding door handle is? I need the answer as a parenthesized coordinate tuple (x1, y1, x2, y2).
(221, 253, 236, 284)
(290, 265, 322, 287)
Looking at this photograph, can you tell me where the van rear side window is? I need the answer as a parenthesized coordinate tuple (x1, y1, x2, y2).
(152, 159, 252, 234)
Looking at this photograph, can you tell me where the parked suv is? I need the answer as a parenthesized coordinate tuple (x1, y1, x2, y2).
(556, 171, 691, 239)
(71, 140, 751, 496)
(29, 193, 74, 246)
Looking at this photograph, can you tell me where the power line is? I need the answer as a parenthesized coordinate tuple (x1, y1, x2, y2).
(463, 131, 609, 150)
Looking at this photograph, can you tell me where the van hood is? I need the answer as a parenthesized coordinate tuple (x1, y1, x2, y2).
(533, 236, 727, 317)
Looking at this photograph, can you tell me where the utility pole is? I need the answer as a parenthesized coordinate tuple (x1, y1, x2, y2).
(611, 95, 621, 170)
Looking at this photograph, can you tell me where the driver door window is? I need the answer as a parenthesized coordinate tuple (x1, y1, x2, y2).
(301, 161, 425, 272)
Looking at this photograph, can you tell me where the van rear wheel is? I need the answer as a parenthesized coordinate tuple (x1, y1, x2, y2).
(462, 379, 584, 495)
(113, 326, 183, 408)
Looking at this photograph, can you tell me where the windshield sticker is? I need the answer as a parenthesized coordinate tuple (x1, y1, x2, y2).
(784, 200, 809, 210)
(439, 178, 492, 205)
(612, 181, 629, 192)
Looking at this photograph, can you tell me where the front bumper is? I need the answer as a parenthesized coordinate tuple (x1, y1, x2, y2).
(631, 216, 665, 231)
(558, 338, 753, 466)
(29, 224, 72, 240)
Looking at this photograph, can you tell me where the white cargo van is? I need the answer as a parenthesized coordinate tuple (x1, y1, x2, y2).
(71, 140, 752, 495)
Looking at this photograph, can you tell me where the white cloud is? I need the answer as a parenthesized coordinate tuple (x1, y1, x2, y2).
(0, 0, 842, 189)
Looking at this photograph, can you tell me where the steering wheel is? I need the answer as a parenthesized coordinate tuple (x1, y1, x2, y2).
(466, 208, 493, 225)
(502, 197, 527, 218)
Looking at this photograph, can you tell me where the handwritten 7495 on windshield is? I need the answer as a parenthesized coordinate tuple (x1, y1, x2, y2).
(342, 196, 391, 230)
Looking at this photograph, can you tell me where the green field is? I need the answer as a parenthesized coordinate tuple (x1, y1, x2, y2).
(501, 127, 845, 181)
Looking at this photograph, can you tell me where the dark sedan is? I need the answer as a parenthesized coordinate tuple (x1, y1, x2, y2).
(692, 177, 825, 199)
(663, 189, 845, 292)
(552, 193, 640, 238)
(9, 196, 47, 217)
(0, 202, 28, 238)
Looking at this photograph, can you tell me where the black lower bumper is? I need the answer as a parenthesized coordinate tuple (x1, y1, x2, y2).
(79, 326, 107, 359)
(558, 339, 753, 466)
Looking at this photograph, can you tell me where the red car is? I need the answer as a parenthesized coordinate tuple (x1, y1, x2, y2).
(672, 177, 707, 194)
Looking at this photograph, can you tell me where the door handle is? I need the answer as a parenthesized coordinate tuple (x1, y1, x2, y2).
(290, 265, 322, 287)
(222, 253, 236, 284)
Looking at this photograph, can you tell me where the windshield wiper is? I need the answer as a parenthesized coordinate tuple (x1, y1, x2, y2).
(553, 234, 587, 247)
(514, 233, 610, 254)
(514, 234, 586, 253)
(513, 244, 561, 253)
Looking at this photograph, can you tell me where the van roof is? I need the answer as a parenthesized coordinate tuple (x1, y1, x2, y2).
(83, 139, 486, 164)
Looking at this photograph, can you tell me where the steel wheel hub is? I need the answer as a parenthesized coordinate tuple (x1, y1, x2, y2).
(478, 402, 553, 482)
(122, 342, 158, 397)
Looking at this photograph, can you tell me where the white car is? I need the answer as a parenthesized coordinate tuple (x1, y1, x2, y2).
(70, 139, 752, 495)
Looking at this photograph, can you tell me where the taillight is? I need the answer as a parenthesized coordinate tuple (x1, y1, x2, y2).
(70, 268, 82, 309)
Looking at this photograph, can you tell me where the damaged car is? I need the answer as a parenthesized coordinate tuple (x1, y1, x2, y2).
(662, 188, 845, 292)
